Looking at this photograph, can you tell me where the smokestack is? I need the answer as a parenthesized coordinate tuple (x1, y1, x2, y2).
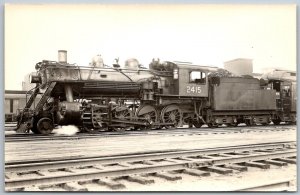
(58, 50, 67, 64)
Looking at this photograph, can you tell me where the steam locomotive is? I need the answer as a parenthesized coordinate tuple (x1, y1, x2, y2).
(15, 51, 297, 134)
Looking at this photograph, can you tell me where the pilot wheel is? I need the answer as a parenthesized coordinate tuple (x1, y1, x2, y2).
(36, 117, 54, 134)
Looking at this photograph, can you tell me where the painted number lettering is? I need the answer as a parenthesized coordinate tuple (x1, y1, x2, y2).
(186, 86, 201, 94)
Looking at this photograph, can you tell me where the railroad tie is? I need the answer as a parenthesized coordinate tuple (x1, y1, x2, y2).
(200, 166, 233, 175)
(284, 143, 296, 149)
(194, 155, 214, 159)
(170, 157, 194, 162)
(116, 162, 132, 167)
(262, 160, 288, 166)
(255, 149, 274, 153)
(5, 187, 25, 192)
(233, 152, 250, 156)
(275, 158, 297, 164)
(243, 161, 270, 169)
(48, 167, 75, 173)
(174, 168, 210, 177)
(142, 160, 155, 165)
(223, 164, 248, 172)
(218, 153, 235, 157)
(35, 170, 48, 176)
(92, 165, 105, 170)
(77, 179, 94, 185)
(96, 179, 126, 190)
(181, 157, 197, 161)
(166, 158, 187, 163)
(23, 185, 41, 191)
(59, 182, 87, 191)
(123, 176, 155, 185)
(16, 170, 37, 176)
(148, 172, 182, 181)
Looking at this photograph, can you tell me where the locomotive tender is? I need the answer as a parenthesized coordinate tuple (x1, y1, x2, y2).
(15, 51, 296, 134)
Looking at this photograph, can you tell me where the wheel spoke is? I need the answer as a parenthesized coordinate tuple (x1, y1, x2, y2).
(161, 105, 182, 128)
(149, 112, 155, 118)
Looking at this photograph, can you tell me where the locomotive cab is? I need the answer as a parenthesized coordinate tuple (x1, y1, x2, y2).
(169, 62, 218, 97)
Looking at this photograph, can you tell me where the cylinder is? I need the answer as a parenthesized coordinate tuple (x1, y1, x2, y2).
(56, 102, 82, 125)
(58, 50, 67, 64)
(64, 84, 74, 102)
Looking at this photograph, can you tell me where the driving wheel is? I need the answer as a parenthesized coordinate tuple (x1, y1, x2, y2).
(161, 104, 183, 129)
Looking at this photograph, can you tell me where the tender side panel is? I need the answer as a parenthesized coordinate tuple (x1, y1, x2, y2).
(212, 77, 276, 111)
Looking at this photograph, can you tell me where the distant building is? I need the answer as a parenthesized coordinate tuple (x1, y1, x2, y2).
(224, 58, 253, 76)
(251, 72, 263, 79)
(22, 72, 36, 91)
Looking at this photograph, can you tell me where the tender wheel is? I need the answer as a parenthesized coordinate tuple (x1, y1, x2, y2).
(290, 115, 297, 125)
(108, 126, 128, 131)
(207, 123, 218, 128)
(261, 122, 269, 126)
(227, 122, 239, 127)
(36, 117, 54, 134)
(136, 105, 158, 129)
(192, 120, 203, 128)
(272, 119, 281, 125)
(161, 105, 183, 128)
(232, 123, 239, 127)
(245, 119, 255, 126)
(83, 126, 99, 133)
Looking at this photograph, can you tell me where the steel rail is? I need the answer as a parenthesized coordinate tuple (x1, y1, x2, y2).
(5, 125, 295, 142)
(6, 150, 296, 188)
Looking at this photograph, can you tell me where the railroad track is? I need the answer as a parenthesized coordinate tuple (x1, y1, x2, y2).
(5, 141, 296, 191)
(5, 124, 296, 142)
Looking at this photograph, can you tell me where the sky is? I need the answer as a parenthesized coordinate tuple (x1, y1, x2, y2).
(4, 4, 296, 90)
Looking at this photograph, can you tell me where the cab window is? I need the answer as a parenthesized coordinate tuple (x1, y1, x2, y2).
(190, 71, 206, 84)
(283, 85, 291, 97)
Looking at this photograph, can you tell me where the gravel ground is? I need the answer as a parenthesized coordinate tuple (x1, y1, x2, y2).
(5, 126, 296, 162)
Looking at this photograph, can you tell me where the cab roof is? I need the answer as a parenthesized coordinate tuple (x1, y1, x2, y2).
(169, 61, 219, 72)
